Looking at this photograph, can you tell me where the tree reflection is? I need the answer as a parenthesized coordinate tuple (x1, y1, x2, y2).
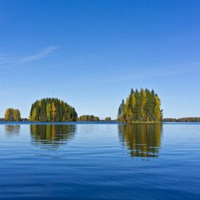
(30, 124, 76, 149)
(5, 125, 20, 135)
(118, 124, 162, 158)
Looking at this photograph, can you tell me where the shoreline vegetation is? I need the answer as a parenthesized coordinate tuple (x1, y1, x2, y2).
(0, 119, 200, 123)
(0, 88, 199, 123)
(0, 118, 200, 123)
(78, 115, 100, 121)
(163, 117, 200, 122)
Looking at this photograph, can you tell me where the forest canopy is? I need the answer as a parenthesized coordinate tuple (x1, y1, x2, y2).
(118, 88, 162, 123)
(29, 98, 77, 122)
(105, 117, 111, 121)
(78, 115, 100, 121)
(5, 108, 21, 121)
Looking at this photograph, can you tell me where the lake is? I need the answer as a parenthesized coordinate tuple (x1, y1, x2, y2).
(0, 122, 200, 199)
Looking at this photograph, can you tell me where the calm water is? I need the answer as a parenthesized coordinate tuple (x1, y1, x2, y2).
(0, 122, 200, 200)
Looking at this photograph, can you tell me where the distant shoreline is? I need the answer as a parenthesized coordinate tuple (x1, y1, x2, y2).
(0, 119, 200, 124)
(0, 120, 121, 125)
(163, 117, 200, 122)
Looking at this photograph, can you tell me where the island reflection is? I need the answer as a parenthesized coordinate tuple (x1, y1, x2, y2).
(118, 124, 162, 158)
(30, 124, 76, 149)
(5, 125, 20, 135)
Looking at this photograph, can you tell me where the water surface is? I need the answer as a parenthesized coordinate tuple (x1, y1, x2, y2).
(0, 123, 200, 199)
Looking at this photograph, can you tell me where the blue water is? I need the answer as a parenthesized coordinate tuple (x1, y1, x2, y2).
(0, 123, 200, 199)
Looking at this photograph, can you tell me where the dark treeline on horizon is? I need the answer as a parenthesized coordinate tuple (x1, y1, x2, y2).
(118, 88, 162, 123)
(163, 117, 200, 122)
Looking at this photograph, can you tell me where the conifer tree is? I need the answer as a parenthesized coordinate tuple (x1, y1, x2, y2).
(118, 88, 162, 123)
(118, 99, 125, 122)
(29, 98, 77, 122)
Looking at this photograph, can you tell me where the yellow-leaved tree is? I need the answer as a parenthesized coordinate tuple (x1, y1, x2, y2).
(5, 108, 21, 121)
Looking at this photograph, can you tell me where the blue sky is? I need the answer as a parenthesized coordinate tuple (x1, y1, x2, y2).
(0, 0, 200, 119)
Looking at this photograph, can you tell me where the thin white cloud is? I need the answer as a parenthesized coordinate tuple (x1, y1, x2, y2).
(0, 54, 12, 65)
(20, 46, 58, 63)
(103, 62, 200, 84)
(0, 46, 58, 69)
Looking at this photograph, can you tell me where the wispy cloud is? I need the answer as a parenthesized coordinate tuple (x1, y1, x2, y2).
(19, 46, 58, 63)
(0, 46, 58, 69)
(103, 62, 200, 84)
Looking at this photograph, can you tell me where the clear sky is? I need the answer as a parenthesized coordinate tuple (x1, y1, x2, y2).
(0, 0, 200, 119)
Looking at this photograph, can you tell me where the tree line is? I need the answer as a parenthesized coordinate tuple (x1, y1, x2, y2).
(29, 98, 77, 122)
(78, 115, 100, 121)
(163, 117, 200, 122)
(78, 116, 112, 122)
(118, 88, 162, 123)
(1, 89, 163, 122)
(1, 99, 106, 122)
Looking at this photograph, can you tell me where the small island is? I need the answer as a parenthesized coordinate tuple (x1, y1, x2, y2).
(78, 115, 100, 121)
(4, 108, 21, 121)
(0, 91, 199, 123)
(117, 88, 162, 123)
(29, 98, 77, 122)
(105, 117, 111, 122)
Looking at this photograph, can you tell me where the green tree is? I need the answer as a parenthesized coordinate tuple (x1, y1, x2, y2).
(105, 117, 111, 121)
(118, 99, 125, 122)
(46, 102, 52, 121)
(29, 98, 77, 122)
(118, 88, 162, 123)
(79, 115, 100, 121)
(5, 108, 21, 121)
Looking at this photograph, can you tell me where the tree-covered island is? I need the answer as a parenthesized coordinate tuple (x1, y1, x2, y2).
(4, 108, 21, 121)
(105, 117, 111, 121)
(1, 92, 200, 123)
(29, 98, 77, 122)
(118, 88, 162, 123)
(78, 115, 100, 121)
